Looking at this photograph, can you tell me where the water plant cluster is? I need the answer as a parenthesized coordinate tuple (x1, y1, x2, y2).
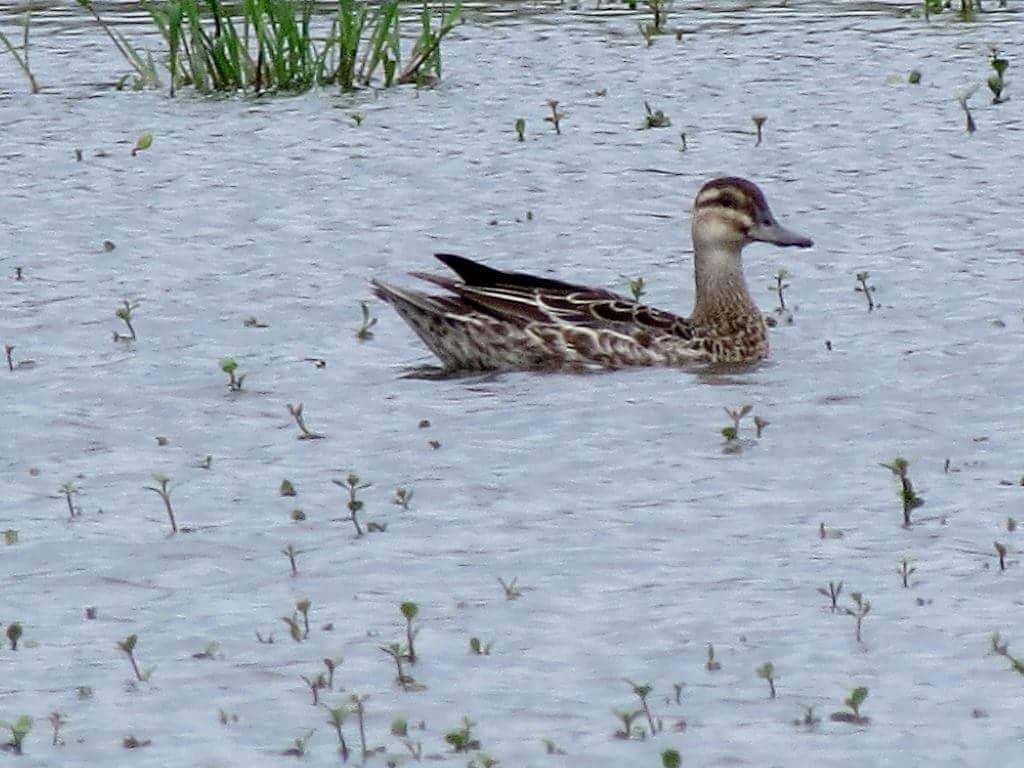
(74, 0, 462, 95)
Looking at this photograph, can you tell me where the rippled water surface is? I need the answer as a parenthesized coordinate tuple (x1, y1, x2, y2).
(3, 1, 1024, 765)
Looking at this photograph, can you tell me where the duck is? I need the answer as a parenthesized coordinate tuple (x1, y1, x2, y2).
(371, 177, 813, 371)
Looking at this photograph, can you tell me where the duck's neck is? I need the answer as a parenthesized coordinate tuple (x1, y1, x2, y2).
(690, 243, 758, 324)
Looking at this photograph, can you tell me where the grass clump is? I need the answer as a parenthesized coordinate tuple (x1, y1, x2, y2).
(85, 0, 462, 96)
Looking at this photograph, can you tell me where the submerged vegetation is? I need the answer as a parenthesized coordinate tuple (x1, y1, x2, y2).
(76, 0, 462, 95)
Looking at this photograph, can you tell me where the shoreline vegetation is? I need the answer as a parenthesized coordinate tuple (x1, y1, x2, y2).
(73, 0, 462, 95)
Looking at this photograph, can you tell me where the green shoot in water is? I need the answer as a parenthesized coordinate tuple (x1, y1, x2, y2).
(829, 686, 870, 724)
(0, 716, 32, 755)
(144, 474, 178, 534)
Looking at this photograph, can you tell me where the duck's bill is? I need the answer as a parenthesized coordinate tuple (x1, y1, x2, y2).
(750, 221, 814, 248)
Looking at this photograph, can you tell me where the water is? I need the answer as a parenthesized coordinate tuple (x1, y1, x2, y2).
(2, 2, 1023, 765)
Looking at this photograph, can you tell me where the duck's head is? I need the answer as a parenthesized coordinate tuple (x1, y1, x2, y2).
(691, 177, 813, 252)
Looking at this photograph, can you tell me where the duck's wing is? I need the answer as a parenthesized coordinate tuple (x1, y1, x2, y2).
(429, 253, 697, 338)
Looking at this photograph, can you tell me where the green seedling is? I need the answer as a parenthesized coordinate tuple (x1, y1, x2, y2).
(898, 557, 916, 587)
(283, 544, 300, 576)
(994, 541, 1008, 571)
(390, 717, 408, 737)
(643, 101, 671, 129)
(625, 680, 659, 735)
(990, 632, 1024, 676)
(281, 614, 302, 642)
(191, 641, 219, 660)
(628, 276, 646, 302)
(468, 756, 498, 768)
(544, 99, 565, 134)
(144, 474, 178, 534)
(988, 49, 1009, 104)
(324, 704, 351, 761)
(908, 69, 922, 84)
(514, 118, 525, 142)
(1008, 517, 1017, 532)
(403, 739, 423, 759)
(757, 662, 777, 699)
(301, 672, 328, 705)
(323, 657, 342, 689)
(6, 623, 23, 651)
(282, 600, 311, 643)
(59, 481, 79, 520)
(842, 592, 871, 644)
(855, 271, 876, 311)
(671, 682, 685, 705)
(392, 487, 413, 510)
(792, 705, 820, 728)
(752, 115, 767, 146)
(705, 643, 721, 671)
(400, 602, 419, 663)
(297, 599, 311, 638)
(122, 735, 152, 749)
(334, 474, 371, 537)
(0, 716, 32, 755)
(3, 530, 17, 545)
(218, 709, 238, 725)
(542, 737, 565, 754)
(957, 87, 978, 133)
(722, 404, 753, 449)
(444, 717, 480, 752)
(829, 686, 870, 724)
(131, 132, 153, 157)
(219, 357, 245, 391)
(350, 112, 365, 127)
(469, 636, 493, 655)
(48, 712, 65, 747)
(287, 402, 324, 439)
(356, 301, 377, 340)
(771, 268, 790, 312)
(280, 729, 315, 757)
(117, 634, 152, 682)
(380, 643, 415, 691)
(819, 522, 844, 539)
(662, 749, 682, 768)
(612, 708, 642, 739)
(498, 577, 522, 599)
(818, 581, 843, 613)
(280, 479, 296, 497)
(880, 457, 924, 526)
(113, 300, 139, 341)
(349, 694, 370, 760)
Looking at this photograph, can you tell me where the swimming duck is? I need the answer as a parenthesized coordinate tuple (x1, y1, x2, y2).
(371, 177, 813, 371)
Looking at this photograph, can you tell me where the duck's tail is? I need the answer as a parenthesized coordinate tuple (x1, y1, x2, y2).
(370, 279, 491, 370)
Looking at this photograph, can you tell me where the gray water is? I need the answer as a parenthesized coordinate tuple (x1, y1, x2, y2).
(2, 2, 1023, 766)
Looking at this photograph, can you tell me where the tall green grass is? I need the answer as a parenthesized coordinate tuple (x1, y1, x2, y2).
(0, 5, 41, 93)
(78, 0, 461, 96)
